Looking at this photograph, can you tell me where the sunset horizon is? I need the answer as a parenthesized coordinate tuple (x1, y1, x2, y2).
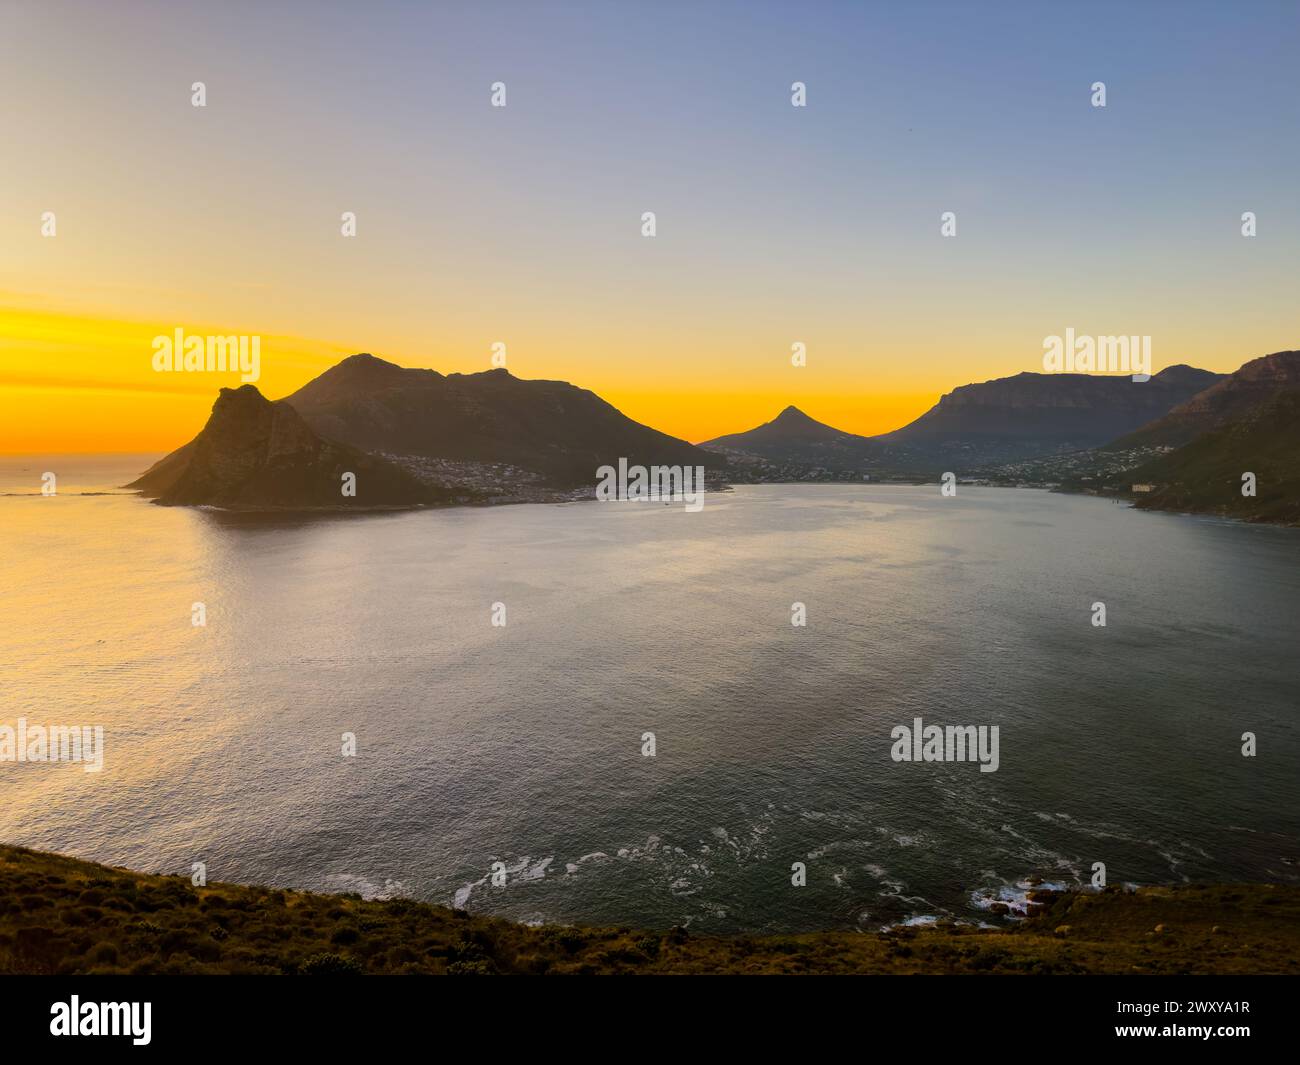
(4, 0, 1298, 1040)
(1, 303, 1290, 453)
(6, 2, 1298, 452)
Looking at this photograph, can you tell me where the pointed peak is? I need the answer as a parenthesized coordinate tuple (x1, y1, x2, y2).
(773, 404, 815, 422)
(336, 352, 402, 371)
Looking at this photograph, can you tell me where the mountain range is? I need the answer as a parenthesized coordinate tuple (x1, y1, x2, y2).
(701, 365, 1225, 474)
(132, 354, 715, 509)
(129, 349, 1300, 524)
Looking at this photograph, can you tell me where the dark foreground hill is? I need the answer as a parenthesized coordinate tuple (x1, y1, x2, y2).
(1106, 350, 1300, 452)
(128, 384, 450, 509)
(2, 845, 1296, 975)
(1127, 389, 1300, 525)
(1044, 350, 1300, 525)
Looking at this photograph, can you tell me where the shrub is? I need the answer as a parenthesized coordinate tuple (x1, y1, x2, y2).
(446, 958, 496, 975)
(385, 945, 418, 967)
(159, 930, 198, 957)
(633, 935, 661, 959)
(89, 941, 119, 964)
(300, 952, 363, 976)
(540, 927, 586, 954)
(450, 929, 495, 962)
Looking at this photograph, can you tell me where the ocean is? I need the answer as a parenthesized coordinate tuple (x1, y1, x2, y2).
(2, 454, 1297, 932)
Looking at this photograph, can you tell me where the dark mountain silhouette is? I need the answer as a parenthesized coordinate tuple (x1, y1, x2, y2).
(877, 365, 1223, 466)
(1126, 388, 1300, 525)
(701, 406, 879, 472)
(282, 354, 713, 485)
(129, 384, 449, 508)
(1104, 351, 1300, 451)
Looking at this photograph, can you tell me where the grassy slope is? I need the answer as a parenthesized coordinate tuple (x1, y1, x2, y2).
(3, 846, 1298, 975)
(1130, 390, 1300, 525)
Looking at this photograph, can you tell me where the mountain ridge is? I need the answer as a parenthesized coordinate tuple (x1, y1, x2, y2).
(283, 353, 713, 486)
(875, 365, 1224, 466)
(700, 364, 1223, 475)
(1104, 350, 1300, 451)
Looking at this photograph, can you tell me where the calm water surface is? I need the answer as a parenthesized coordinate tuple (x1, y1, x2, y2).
(2, 455, 1298, 932)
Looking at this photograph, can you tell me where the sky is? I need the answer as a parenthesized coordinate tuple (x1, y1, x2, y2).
(3, 0, 1299, 452)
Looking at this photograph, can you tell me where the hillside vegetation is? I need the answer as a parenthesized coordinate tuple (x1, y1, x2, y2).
(2, 846, 1297, 975)
(1130, 390, 1300, 525)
